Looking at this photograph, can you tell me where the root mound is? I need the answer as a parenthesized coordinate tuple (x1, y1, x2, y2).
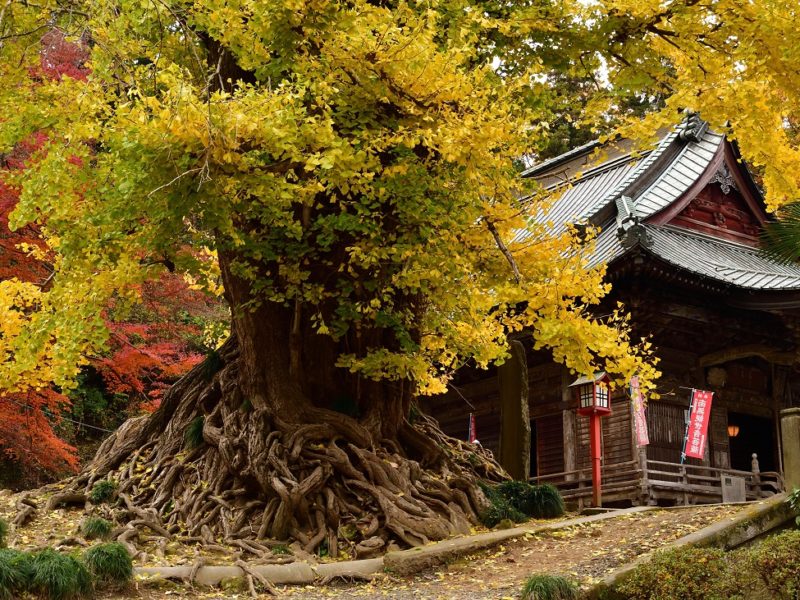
(61, 338, 505, 562)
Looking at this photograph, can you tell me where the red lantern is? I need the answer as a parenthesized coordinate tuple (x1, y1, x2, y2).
(570, 372, 612, 507)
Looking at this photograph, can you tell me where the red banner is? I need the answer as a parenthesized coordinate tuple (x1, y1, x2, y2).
(468, 413, 477, 443)
(683, 389, 714, 459)
(630, 376, 649, 447)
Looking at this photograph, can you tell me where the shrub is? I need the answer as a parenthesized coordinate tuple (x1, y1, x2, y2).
(0, 519, 7, 549)
(787, 487, 800, 526)
(0, 549, 33, 600)
(29, 548, 92, 600)
(83, 542, 132, 587)
(480, 500, 527, 528)
(480, 481, 566, 527)
(527, 484, 566, 519)
(184, 415, 205, 450)
(88, 480, 116, 505)
(521, 574, 579, 600)
(80, 517, 112, 541)
(615, 546, 741, 600)
(746, 528, 800, 600)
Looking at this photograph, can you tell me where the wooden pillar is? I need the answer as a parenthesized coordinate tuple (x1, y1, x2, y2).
(563, 371, 576, 479)
(498, 339, 530, 480)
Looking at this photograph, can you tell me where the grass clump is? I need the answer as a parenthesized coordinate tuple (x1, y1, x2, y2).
(480, 481, 566, 527)
(527, 484, 566, 519)
(271, 544, 290, 555)
(184, 415, 205, 450)
(30, 548, 92, 600)
(83, 542, 132, 588)
(80, 517, 112, 541)
(0, 519, 7, 549)
(88, 480, 116, 505)
(0, 549, 33, 599)
(521, 574, 579, 600)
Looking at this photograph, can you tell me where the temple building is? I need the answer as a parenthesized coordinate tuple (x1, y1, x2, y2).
(424, 117, 800, 506)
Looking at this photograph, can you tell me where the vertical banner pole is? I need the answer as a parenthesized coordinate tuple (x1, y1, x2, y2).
(681, 389, 695, 465)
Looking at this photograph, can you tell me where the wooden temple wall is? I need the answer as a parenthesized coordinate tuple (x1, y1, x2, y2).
(426, 341, 789, 485)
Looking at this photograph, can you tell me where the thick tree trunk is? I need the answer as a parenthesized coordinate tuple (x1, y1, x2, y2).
(69, 265, 505, 558)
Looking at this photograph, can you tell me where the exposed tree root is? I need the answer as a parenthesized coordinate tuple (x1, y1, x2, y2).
(53, 338, 505, 561)
(13, 495, 38, 527)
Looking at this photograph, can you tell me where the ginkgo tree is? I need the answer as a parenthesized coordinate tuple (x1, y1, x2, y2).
(0, 0, 796, 554)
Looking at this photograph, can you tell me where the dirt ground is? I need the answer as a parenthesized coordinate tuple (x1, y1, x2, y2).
(84, 504, 747, 600)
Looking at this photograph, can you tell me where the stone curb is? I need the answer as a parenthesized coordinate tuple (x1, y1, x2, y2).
(382, 506, 654, 576)
(583, 494, 793, 600)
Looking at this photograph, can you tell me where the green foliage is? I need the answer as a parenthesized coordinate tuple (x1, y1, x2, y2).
(271, 544, 290, 555)
(521, 574, 579, 600)
(0, 549, 32, 600)
(615, 546, 741, 600)
(80, 517, 112, 541)
(83, 542, 133, 587)
(527, 484, 566, 519)
(746, 529, 800, 599)
(0, 519, 7, 549)
(29, 549, 92, 600)
(88, 480, 116, 505)
(184, 415, 205, 450)
(787, 487, 800, 526)
(761, 204, 800, 263)
(481, 481, 566, 526)
(479, 483, 526, 528)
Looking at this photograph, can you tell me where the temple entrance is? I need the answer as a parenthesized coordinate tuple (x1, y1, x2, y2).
(728, 412, 775, 472)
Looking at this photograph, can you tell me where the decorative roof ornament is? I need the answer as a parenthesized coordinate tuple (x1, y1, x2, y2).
(678, 110, 709, 143)
(712, 163, 738, 195)
(616, 195, 653, 249)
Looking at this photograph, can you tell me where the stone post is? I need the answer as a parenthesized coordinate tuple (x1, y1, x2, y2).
(780, 408, 800, 491)
(498, 339, 530, 480)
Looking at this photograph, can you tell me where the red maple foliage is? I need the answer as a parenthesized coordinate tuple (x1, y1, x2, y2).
(98, 276, 218, 413)
(0, 29, 225, 482)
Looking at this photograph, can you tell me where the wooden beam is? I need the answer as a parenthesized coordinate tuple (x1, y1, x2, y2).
(699, 344, 797, 368)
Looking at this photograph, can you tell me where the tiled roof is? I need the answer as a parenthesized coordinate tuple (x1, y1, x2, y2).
(518, 121, 800, 291)
(587, 224, 800, 290)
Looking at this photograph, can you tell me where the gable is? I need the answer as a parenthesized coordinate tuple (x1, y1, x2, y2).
(668, 176, 762, 245)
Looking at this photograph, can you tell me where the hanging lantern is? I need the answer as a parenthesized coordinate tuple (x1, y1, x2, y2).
(571, 372, 612, 416)
(727, 424, 740, 438)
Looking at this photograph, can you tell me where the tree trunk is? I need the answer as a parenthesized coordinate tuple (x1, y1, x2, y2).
(67, 252, 505, 557)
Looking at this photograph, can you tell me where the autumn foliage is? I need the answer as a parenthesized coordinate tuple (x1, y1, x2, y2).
(0, 31, 225, 480)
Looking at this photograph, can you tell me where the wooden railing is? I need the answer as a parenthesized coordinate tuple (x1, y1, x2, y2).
(530, 459, 642, 504)
(644, 458, 783, 503)
(530, 454, 784, 506)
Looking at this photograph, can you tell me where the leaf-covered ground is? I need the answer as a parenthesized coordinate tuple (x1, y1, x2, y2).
(82, 504, 747, 598)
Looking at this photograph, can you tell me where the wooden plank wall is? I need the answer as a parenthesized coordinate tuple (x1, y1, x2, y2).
(576, 391, 633, 470)
(535, 414, 564, 475)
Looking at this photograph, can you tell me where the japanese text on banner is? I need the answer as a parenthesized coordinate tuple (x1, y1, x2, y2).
(631, 376, 649, 447)
(684, 389, 714, 459)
